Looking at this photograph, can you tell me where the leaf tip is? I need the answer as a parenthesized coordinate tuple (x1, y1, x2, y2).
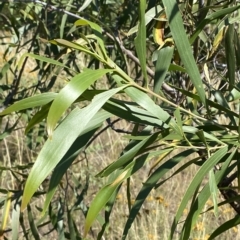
(47, 127, 53, 140)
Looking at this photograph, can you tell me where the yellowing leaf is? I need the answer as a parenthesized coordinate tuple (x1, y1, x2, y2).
(153, 19, 165, 46)
(110, 170, 128, 187)
(210, 27, 226, 58)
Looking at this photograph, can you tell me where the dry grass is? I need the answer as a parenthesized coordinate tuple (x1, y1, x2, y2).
(0, 30, 39, 83)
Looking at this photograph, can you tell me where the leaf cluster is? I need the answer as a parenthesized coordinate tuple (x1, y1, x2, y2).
(1, 0, 240, 239)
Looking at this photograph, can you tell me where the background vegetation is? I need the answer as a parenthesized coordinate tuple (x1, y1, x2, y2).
(1, 0, 240, 239)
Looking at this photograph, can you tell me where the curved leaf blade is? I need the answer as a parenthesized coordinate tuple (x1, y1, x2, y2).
(170, 146, 228, 239)
(190, 5, 240, 44)
(85, 144, 153, 237)
(225, 24, 235, 91)
(208, 215, 240, 240)
(21, 86, 127, 211)
(25, 103, 51, 134)
(127, 5, 163, 36)
(42, 110, 111, 213)
(47, 69, 112, 137)
(74, 19, 107, 59)
(0, 93, 57, 116)
(154, 46, 174, 95)
(60, 0, 74, 38)
(134, 0, 148, 86)
(18, 53, 70, 70)
(78, 0, 93, 12)
(98, 131, 158, 177)
(181, 149, 236, 239)
(125, 86, 174, 127)
(162, 0, 206, 105)
(122, 149, 195, 240)
(84, 168, 130, 237)
(0, 192, 12, 236)
(11, 196, 21, 240)
(103, 99, 167, 128)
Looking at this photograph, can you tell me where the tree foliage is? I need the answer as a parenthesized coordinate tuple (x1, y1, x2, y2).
(1, 0, 240, 239)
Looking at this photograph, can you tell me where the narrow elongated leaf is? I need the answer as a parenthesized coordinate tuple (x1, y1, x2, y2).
(234, 30, 240, 68)
(21, 86, 127, 211)
(98, 131, 158, 177)
(78, 0, 92, 12)
(18, 53, 70, 70)
(0, 62, 10, 80)
(84, 168, 130, 237)
(181, 151, 237, 240)
(11, 196, 21, 240)
(27, 205, 40, 240)
(126, 87, 175, 126)
(196, 129, 207, 148)
(81, 90, 168, 127)
(0, 93, 57, 116)
(51, 39, 96, 57)
(154, 46, 174, 95)
(0, 192, 12, 236)
(170, 146, 228, 239)
(225, 24, 235, 90)
(209, 215, 240, 240)
(47, 69, 112, 137)
(209, 169, 219, 216)
(210, 27, 225, 57)
(74, 20, 102, 38)
(153, 14, 167, 47)
(213, 90, 236, 126)
(122, 149, 195, 240)
(162, 0, 206, 105)
(168, 64, 186, 73)
(190, 5, 240, 44)
(25, 103, 51, 134)
(67, 209, 76, 240)
(43, 110, 111, 213)
(134, 0, 148, 86)
(97, 187, 119, 240)
(60, 0, 74, 38)
(174, 86, 239, 119)
(86, 147, 161, 237)
(182, 126, 225, 144)
(103, 99, 168, 128)
(127, 5, 163, 36)
(174, 108, 182, 130)
(74, 19, 107, 59)
(113, 74, 175, 127)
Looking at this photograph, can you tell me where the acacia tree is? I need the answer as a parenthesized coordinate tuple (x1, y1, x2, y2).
(1, 0, 240, 239)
